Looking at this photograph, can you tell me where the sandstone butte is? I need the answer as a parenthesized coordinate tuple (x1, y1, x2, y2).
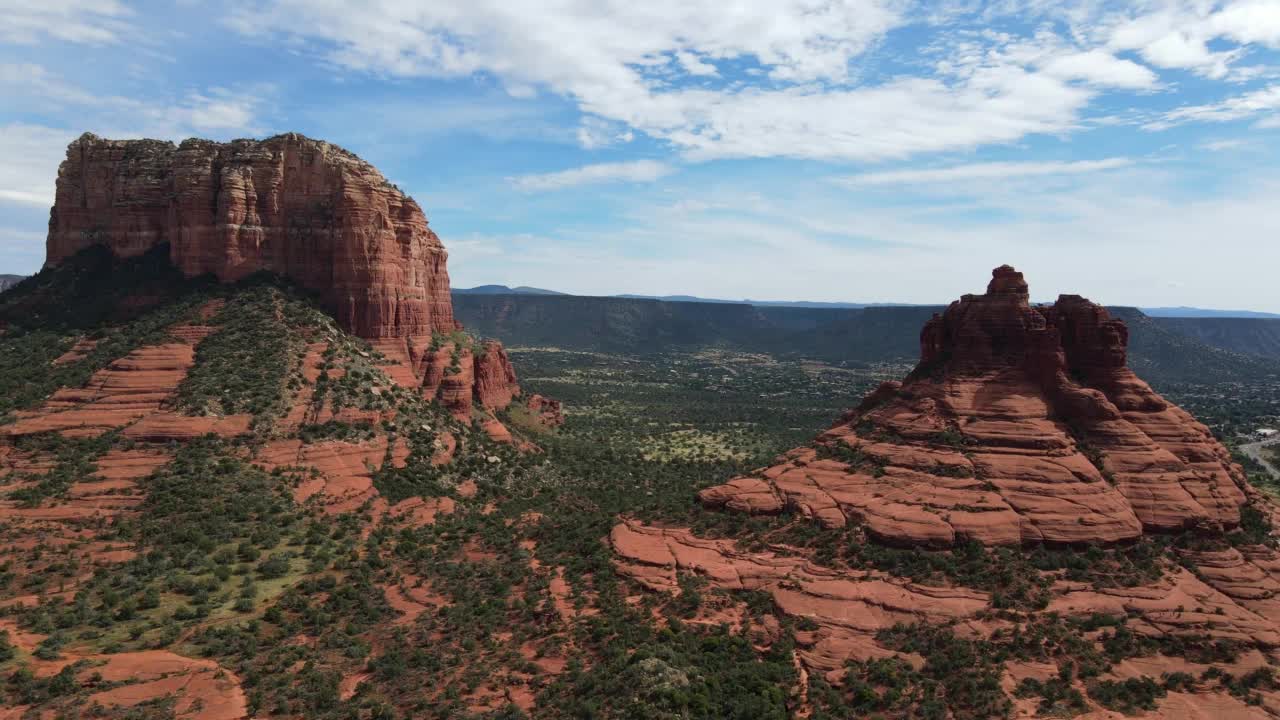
(696, 265, 1249, 547)
(610, 267, 1280, 716)
(40, 131, 560, 425)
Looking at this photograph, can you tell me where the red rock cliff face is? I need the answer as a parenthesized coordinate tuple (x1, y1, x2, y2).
(47, 132, 455, 339)
(699, 265, 1248, 546)
(44, 132, 540, 421)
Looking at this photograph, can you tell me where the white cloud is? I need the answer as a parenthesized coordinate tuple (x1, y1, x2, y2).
(613, 67, 1096, 161)
(0, 124, 79, 209)
(1209, 0, 1280, 48)
(835, 158, 1133, 186)
(674, 51, 718, 77)
(170, 89, 262, 133)
(1039, 49, 1158, 89)
(1147, 84, 1280, 129)
(228, 0, 902, 85)
(0, 63, 271, 139)
(1199, 138, 1253, 151)
(0, 66, 271, 216)
(453, 165, 1280, 312)
(0, 0, 133, 45)
(509, 160, 673, 191)
(1101, 0, 1280, 81)
(576, 117, 635, 149)
(224, 1, 1142, 161)
(221, 1, 1280, 160)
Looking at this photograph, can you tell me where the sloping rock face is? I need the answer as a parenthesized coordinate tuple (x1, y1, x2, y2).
(698, 265, 1248, 546)
(47, 132, 454, 340)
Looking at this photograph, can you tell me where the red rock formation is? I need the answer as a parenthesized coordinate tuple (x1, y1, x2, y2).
(698, 265, 1249, 546)
(526, 394, 565, 427)
(5, 343, 197, 438)
(255, 438, 389, 515)
(47, 132, 455, 340)
(473, 341, 520, 410)
(4, 315, 252, 441)
(411, 339, 522, 421)
(610, 520, 990, 678)
(45, 132, 545, 422)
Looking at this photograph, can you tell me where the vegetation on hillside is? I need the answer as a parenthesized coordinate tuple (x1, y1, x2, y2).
(4, 252, 1280, 718)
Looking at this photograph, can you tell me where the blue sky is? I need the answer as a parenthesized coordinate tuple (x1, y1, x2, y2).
(3, 1, 1280, 311)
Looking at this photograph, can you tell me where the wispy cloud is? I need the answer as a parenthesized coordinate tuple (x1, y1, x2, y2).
(0, 65, 272, 215)
(0, 123, 80, 209)
(0, 63, 272, 138)
(509, 160, 673, 191)
(1199, 138, 1253, 152)
(834, 158, 1133, 186)
(0, 0, 133, 45)
(1146, 85, 1280, 129)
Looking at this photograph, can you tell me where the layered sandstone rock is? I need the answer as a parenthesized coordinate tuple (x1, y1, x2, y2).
(526, 394, 565, 427)
(611, 521, 989, 677)
(698, 266, 1248, 546)
(412, 339, 521, 421)
(45, 132, 536, 421)
(47, 132, 455, 340)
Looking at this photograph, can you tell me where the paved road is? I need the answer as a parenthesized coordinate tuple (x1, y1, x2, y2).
(1240, 437, 1280, 481)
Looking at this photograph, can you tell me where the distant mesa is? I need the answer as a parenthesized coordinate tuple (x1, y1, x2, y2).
(698, 265, 1250, 546)
(454, 284, 568, 296)
(1143, 306, 1280, 319)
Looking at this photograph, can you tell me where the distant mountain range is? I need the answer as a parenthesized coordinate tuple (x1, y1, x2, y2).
(451, 292, 1280, 383)
(613, 294, 916, 309)
(1139, 306, 1280, 319)
(0, 274, 25, 293)
(453, 284, 569, 296)
(454, 284, 1278, 317)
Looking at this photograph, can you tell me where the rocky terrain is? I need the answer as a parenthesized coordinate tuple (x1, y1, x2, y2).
(694, 266, 1246, 545)
(39, 132, 536, 425)
(614, 267, 1280, 718)
(0, 134, 564, 719)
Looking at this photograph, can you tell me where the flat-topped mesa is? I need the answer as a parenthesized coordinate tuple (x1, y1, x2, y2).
(47, 132, 454, 339)
(700, 265, 1249, 547)
(42, 132, 545, 424)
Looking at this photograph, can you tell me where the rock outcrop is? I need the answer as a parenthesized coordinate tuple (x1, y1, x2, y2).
(47, 132, 454, 340)
(525, 394, 565, 427)
(697, 265, 1248, 546)
(43, 132, 536, 420)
